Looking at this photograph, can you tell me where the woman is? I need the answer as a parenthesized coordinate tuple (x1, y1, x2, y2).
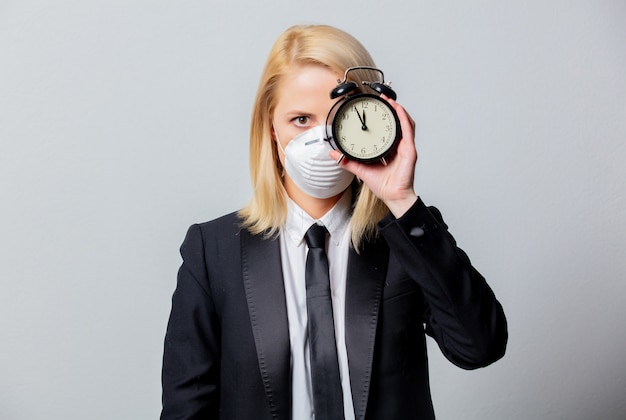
(161, 24, 507, 420)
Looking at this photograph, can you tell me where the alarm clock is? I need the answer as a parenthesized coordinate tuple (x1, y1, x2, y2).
(326, 66, 402, 165)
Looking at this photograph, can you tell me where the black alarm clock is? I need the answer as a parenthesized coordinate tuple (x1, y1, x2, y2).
(326, 66, 402, 165)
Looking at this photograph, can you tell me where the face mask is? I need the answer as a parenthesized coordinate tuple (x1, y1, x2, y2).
(275, 125, 354, 199)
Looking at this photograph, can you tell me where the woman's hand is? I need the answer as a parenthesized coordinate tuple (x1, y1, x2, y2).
(329, 97, 418, 218)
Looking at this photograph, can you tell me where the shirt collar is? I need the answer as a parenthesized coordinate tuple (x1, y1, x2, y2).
(283, 190, 352, 247)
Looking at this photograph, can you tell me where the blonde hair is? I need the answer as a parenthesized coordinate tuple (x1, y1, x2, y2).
(238, 24, 389, 249)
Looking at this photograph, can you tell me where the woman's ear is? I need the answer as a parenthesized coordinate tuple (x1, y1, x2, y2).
(272, 125, 283, 149)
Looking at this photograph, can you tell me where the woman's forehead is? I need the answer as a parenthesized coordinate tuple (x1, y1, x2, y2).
(274, 65, 339, 113)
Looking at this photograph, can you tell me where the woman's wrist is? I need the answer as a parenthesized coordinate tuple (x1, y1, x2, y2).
(385, 193, 419, 219)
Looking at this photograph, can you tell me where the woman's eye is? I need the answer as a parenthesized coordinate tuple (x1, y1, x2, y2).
(292, 116, 311, 127)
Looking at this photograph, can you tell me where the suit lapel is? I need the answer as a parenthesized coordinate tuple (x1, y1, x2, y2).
(344, 237, 388, 420)
(240, 227, 388, 420)
(241, 230, 291, 420)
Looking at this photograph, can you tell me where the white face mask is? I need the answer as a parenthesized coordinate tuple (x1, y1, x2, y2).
(275, 125, 355, 199)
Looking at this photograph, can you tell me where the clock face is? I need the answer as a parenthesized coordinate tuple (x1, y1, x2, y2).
(330, 93, 401, 163)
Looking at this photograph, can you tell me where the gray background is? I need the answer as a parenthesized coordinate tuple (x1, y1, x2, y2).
(1, 1, 625, 419)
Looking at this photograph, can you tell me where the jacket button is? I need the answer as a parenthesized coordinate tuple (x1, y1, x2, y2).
(410, 226, 425, 237)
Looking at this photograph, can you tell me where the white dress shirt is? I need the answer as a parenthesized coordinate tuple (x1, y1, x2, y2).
(279, 191, 355, 420)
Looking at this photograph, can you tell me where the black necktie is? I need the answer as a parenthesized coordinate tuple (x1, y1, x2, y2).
(304, 224, 345, 420)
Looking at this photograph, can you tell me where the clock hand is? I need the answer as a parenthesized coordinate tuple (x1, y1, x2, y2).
(355, 108, 367, 131)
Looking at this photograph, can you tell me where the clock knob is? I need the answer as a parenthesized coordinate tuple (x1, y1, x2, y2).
(370, 82, 397, 100)
(330, 81, 358, 99)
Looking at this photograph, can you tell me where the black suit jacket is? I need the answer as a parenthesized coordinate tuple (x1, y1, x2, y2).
(161, 198, 507, 419)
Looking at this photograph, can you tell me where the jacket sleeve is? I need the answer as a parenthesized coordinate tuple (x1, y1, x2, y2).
(378, 198, 508, 369)
(161, 224, 221, 419)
